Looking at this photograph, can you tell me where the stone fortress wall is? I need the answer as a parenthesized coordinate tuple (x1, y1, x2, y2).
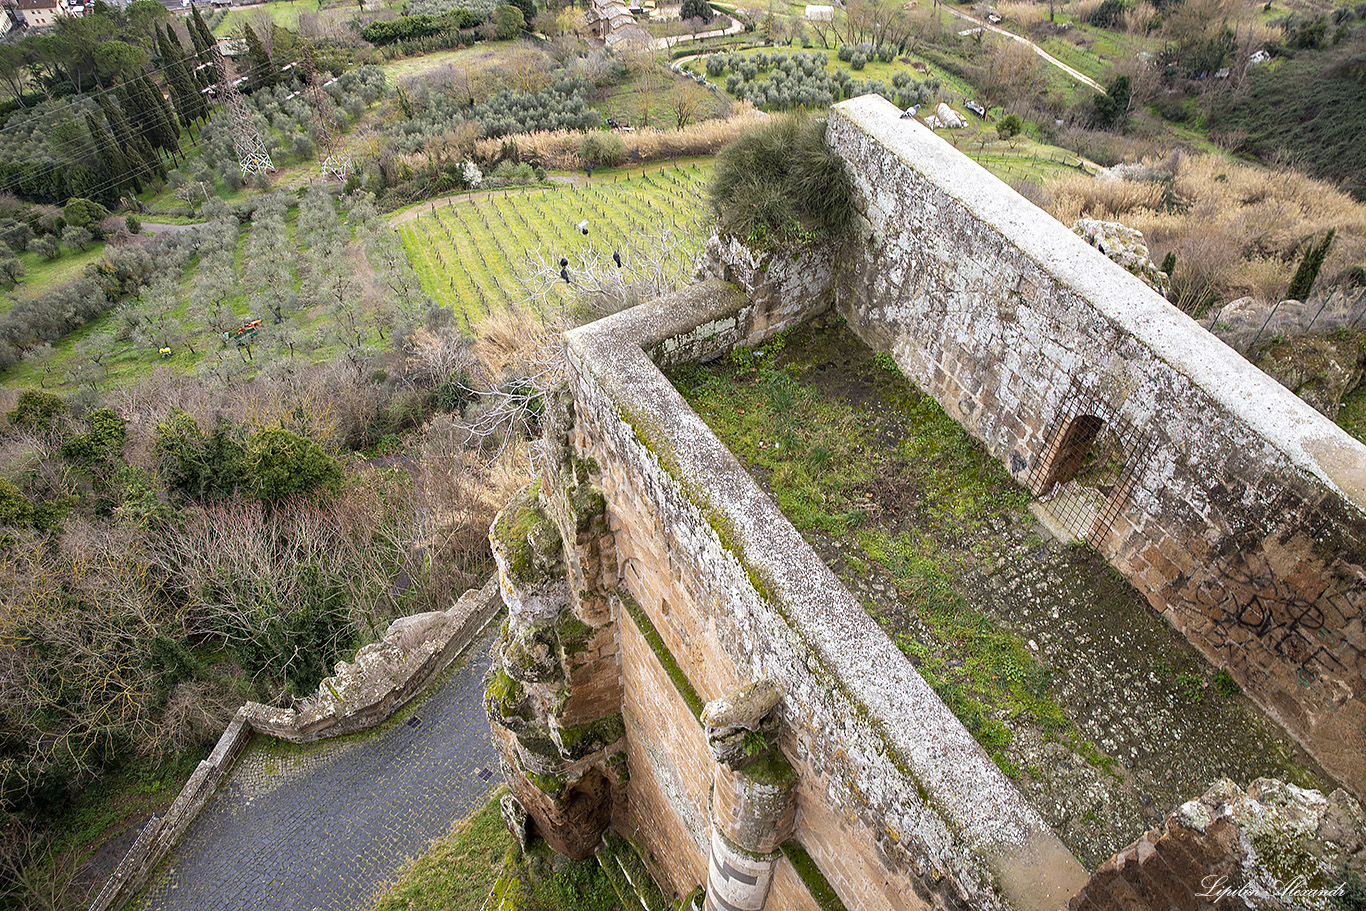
(824, 95, 1366, 795)
(485, 95, 1366, 910)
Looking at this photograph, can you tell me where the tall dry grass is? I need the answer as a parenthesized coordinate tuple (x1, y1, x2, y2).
(999, 0, 1048, 31)
(1045, 153, 1366, 307)
(470, 105, 765, 169)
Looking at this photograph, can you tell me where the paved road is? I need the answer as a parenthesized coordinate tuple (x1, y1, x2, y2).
(131, 622, 503, 911)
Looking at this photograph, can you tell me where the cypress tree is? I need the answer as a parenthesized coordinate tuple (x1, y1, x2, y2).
(85, 111, 139, 194)
(189, 5, 215, 59)
(98, 93, 163, 186)
(240, 23, 274, 93)
(1286, 229, 1337, 301)
(158, 23, 208, 126)
(118, 74, 179, 162)
(187, 6, 223, 89)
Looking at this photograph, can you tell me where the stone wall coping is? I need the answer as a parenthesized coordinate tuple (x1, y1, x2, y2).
(87, 577, 504, 911)
(830, 94, 1366, 509)
(565, 281, 1088, 911)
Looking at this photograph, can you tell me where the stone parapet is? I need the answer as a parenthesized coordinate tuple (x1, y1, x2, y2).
(824, 94, 1366, 796)
(563, 279, 1088, 910)
(88, 579, 503, 911)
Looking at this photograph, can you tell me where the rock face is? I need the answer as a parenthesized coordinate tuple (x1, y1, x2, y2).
(923, 102, 967, 129)
(1071, 217, 1170, 296)
(1253, 330, 1366, 421)
(1071, 777, 1366, 911)
(484, 390, 626, 861)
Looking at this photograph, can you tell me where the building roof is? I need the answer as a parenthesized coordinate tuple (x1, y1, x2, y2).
(15, 0, 59, 12)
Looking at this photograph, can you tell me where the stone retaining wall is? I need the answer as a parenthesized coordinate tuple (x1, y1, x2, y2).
(88, 578, 503, 911)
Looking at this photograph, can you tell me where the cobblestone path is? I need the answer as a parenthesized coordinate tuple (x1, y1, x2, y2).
(132, 623, 502, 911)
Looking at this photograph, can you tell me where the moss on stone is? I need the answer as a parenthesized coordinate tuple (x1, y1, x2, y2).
(504, 621, 565, 685)
(619, 592, 705, 723)
(492, 482, 561, 585)
(555, 614, 594, 655)
(742, 749, 796, 788)
(780, 841, 850, 911)
(518, 733, 561, 760)
(486, 668, 525, 719)
(528, 771, 566, 795)
(556, 714, 626, 761)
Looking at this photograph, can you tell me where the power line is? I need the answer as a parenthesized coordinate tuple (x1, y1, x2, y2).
(0, 55, 311, 204)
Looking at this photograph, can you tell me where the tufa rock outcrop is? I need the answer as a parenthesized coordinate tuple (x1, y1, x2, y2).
(1071, 218, 1170, 297)
(484, 389, 626, 860)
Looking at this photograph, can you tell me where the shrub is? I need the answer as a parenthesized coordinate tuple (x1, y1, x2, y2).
(706, 54, 727, 77)
(851, 52, 867, 70)
(579, 131, 626, 167)
(7, 388, 65, 430)
(62, 198, 111, 233)
(837, 44, 854, 61)
(709, 114, 856, 250)
(996, 113, 1023, 140)
(28, 234, 59, 260)
(243, 427, 344, 504)
(681, 0, 715, 22)
(125, 215, 141, 235)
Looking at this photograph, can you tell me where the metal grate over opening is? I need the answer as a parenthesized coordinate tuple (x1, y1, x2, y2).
(1029, 388, 1151, 544)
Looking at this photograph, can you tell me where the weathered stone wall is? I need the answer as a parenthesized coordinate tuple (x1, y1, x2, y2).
(561, 280, 1088, 911)
(1070, 778, 1364, 910)
(616, 600, 714, 892)
(825, 94, 1366, 795)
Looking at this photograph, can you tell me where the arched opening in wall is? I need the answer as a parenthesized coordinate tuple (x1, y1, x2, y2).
(1031, 404, 1145, 544)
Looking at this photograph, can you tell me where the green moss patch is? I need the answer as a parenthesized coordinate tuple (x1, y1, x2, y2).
(492, 482, 560, 585)
(556, 714, 626, 761)
(619, 593, 705, 722)
(780, 841, 849, 911)
(486, 667, 525, 719)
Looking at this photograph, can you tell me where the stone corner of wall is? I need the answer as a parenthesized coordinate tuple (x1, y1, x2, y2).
(1070, 777, 1366, 911)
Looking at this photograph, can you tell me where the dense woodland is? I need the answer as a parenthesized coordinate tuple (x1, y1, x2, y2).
(0, 0, 1361, 902)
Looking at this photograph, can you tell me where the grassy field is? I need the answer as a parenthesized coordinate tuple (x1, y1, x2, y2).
(368, 790, 629, 911)
(212, 0, 365, 35)
(0, 242, 112, 316)
(397, 163, 712, 330)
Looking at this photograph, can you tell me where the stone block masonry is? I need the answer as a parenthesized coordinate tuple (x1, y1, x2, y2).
(483, 92, 1366, 909)
(825, 94, 1366, 796)
(556, 280, 1087, 910)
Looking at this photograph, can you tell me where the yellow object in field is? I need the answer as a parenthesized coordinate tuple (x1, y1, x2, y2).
(159, 347, 172, 358)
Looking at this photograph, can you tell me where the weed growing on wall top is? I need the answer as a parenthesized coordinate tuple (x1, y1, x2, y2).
(708, 115, 855, 252)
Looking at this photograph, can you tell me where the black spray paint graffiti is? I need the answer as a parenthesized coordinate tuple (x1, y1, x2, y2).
(1192, 550, 1366, 732)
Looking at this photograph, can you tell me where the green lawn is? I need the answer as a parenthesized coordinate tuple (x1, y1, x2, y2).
(213, 0, 341, 35)
(1, 243, 111, 314)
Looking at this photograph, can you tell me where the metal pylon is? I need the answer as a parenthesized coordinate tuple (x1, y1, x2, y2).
(301, 41, 350, 180)
(211, 42, 274, 178)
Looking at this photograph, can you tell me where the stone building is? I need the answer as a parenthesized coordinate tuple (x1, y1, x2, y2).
(485, 95, 1366, 910)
